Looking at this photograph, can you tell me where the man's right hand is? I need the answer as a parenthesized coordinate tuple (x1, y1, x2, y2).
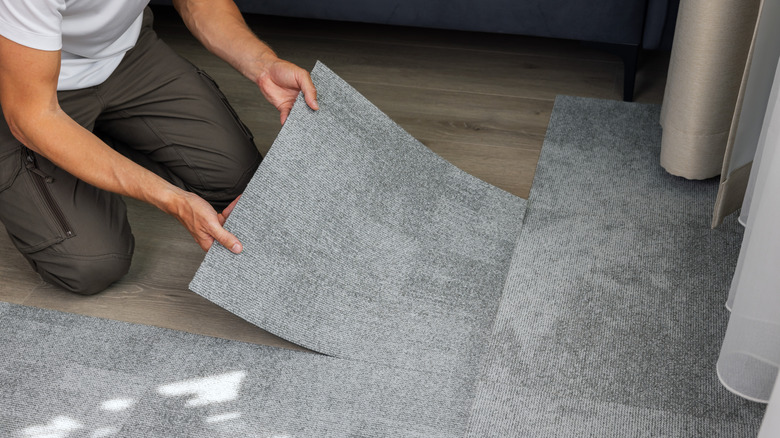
(164, 189, 243, 254)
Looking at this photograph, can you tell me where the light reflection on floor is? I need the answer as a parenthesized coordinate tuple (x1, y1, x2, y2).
(157, 370, 246, 407)
(16, 370, 290, 438)
(22, 416, 83, 438)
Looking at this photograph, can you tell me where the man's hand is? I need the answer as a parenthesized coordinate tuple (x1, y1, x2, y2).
(166, 190, 243, 253)
(173, 0, 318, 124)
(255, 58, 319, 124)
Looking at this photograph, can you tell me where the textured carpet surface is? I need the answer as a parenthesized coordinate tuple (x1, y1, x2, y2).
(1, 93, 767, 437)
(0, 302, 472, 437)
(190, 62, 526, 378)
(465, 96, 765, 437)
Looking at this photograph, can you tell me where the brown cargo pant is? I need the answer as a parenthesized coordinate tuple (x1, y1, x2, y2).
(0, 9, 261, 295)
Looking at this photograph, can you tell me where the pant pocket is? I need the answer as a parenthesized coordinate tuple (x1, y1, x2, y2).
(0, 147, 75, 253)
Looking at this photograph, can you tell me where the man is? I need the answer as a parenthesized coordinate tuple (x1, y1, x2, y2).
(0, 1, 319, 294)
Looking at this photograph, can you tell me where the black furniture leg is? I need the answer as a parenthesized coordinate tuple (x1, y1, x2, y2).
(615, 43, 640, 102)
(582, 42, 641, 102)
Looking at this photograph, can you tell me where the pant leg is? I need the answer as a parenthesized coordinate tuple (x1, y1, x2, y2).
(0, 6, 259, 294)
(0, 91, 134, 295)
(94, 8, 262, 211)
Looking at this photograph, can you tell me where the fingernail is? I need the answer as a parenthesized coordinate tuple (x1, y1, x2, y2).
(231, 243, 242, 254)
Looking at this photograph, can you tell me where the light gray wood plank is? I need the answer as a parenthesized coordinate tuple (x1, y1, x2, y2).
(170, 33, 624, 101)
(153, 6, 623, 63)
(423, 141, 541, 198)
(0, 233, 38, 304)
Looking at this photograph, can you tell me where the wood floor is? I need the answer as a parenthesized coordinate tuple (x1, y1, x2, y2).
(0, 6, 670, 349)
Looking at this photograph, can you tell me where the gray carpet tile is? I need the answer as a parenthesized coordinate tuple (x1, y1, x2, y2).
(2, 93, 764, 437)
(0, 302, 473, 437)
(467, 383, 755, 438)
(465, 96, 766, 436)
(189, 62, 526, 378)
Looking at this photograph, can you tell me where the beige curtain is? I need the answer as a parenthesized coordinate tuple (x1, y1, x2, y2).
(659, 0, 760, 181)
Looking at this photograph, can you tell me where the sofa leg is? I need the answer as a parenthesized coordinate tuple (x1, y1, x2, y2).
(615, 43, 640, 102)
(582, 42, 641, 102)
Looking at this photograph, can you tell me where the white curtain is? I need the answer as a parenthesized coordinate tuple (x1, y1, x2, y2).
(758, 379, 780, 438)
(716, 54, 780, 432)
(759, 376, 780, 437)
(713, 0, 780, 226)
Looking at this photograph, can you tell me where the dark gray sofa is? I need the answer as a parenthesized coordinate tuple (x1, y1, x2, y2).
(152, 0, 679, 100)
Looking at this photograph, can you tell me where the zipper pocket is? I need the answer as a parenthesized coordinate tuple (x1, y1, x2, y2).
(25, 150, 75, 239)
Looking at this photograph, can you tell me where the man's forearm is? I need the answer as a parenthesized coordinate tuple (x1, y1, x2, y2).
(170, 0, 318, 124)
(172, 0, 277, 83)
(17, 107, 185, 215)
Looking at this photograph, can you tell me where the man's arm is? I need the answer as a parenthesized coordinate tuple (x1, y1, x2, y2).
(0, 34, 243, 253)
(172, 0, 318, 123)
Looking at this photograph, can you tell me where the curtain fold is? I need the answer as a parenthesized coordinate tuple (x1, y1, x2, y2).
(659, 0, 760, 180)
(713, 0, 780, 227)
(758, 376, 780, 437)
(717, 55, 780, 409)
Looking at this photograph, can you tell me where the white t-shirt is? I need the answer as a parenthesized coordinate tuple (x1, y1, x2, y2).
(0, 0, 150, 90)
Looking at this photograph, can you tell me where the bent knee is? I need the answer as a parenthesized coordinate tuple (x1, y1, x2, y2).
(33, 252, 133, 295)
(198, 150, 262, 210)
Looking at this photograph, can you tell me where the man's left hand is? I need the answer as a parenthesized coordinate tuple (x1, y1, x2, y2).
(255, 58, 319, 124)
